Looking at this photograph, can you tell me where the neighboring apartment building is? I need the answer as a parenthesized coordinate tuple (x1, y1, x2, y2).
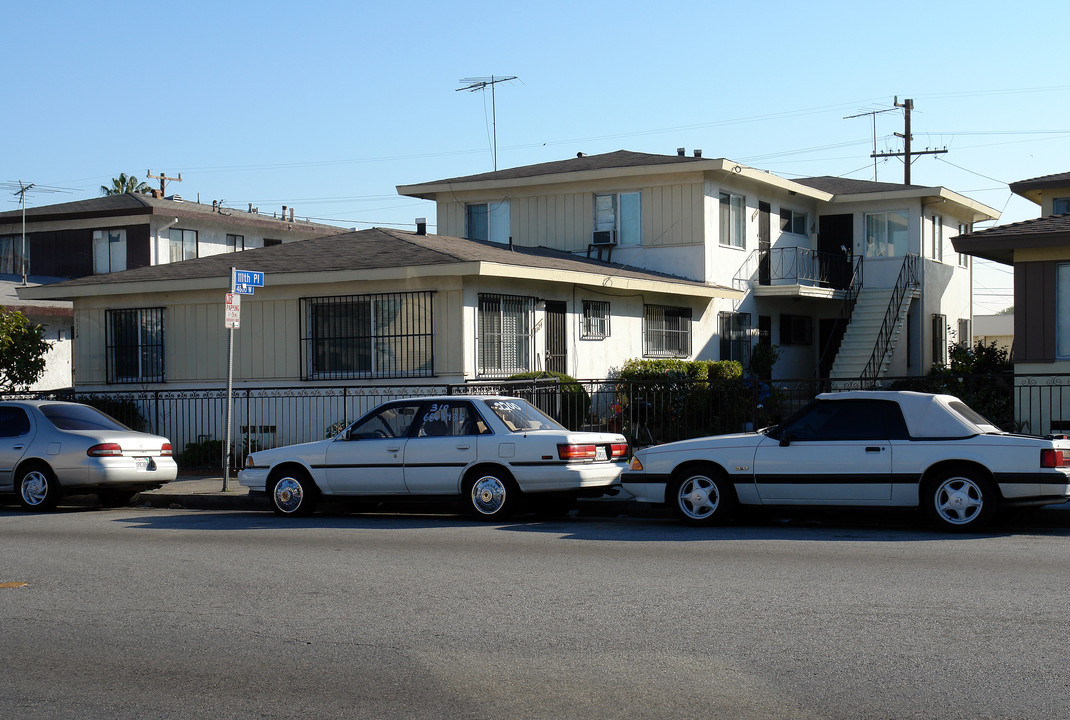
(0, 193, 344, 388)
(954, 172, 1070, 434)
(398, 150, 998, 381)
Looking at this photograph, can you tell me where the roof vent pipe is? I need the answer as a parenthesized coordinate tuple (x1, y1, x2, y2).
(415, 218, 427, 235)
(677, 147, 685, 156)
(282, 205, 287, 220)
(289, 207, 295, 222)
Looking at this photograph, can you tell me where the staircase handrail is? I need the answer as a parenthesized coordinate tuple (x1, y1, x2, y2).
(860, 253, 920, 386)
(814, 253, 863, 378)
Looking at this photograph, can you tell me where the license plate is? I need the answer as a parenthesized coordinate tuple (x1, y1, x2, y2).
(135, 457, 150, 472)
(595, 446, 608, 461)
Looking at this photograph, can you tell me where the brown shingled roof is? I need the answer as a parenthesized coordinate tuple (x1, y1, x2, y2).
(952, 214, 1070, 265)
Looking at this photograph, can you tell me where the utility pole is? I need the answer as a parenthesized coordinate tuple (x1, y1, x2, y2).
(15, 181, 33, 285)
(457, 75, 518, 171)
(870, 98, 946, 185)
(146, 170, 182, 199)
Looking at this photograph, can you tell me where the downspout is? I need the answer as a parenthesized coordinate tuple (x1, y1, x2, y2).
(157, 217, 180, 265)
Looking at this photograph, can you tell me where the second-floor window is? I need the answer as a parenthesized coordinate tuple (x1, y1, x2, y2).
(865, 211, 908, 258)
(169, 229, 198, 262)
(1054, 197, 1070, 214)
(644, 305, 691, 358)
(92, 229, 127, 274)
(931, 216, 943, 262)
(780, 208, 808, 236)
(301, 291, 434, 380)
(0, 234, 28, 275)
(106, 307, 165, 383)
(957, 223, 970, 267)
(227, 234, 244, 252)
(477, 294, 534, 377)
(719, 192, 745, 248)
(594, 192, 641, 246)
(466, 201, 511, 244)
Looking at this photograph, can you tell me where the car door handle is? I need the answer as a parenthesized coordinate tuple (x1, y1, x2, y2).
(456, 444, 471, 450)
(865, 446, 883, 453)
(387, 446, 401, 452)
(13, 445, 24, 450)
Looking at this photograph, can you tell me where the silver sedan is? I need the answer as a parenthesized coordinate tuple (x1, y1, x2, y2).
(0, 400, 177, 510)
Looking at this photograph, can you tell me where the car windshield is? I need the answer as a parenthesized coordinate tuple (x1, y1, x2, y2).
(483, 399, 565, 432)
(39, 404, 131, 432)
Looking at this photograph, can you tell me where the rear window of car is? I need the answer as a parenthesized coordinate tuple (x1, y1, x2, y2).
(483, 399, 565, 432)
(947, 401, 1002, 434)
(39, 404, 131, 432)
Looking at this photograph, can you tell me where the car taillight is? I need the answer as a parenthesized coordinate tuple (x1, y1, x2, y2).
(161, 443, 173, 456)
(610, 443, 629, 458)
(87, 443, 123, 457)
(558, 444, 596, 461)
(1041, 449, 1069, 468)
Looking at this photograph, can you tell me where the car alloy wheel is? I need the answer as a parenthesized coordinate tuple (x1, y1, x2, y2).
(671, 466, 734, 526)
(927, 469, 996, 531)
(18, 467, 59, 511)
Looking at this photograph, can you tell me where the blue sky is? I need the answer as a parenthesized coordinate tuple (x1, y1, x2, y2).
(6, 0, 1068, 312)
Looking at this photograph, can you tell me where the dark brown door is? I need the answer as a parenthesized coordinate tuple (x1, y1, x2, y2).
(758, 202, 771, 285)
(545, 301, 567, 374)
(818, 214, 853, 289)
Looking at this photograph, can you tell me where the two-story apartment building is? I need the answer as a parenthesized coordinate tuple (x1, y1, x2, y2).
(398, 149, 999, 382)
(0, 193, 344, 389)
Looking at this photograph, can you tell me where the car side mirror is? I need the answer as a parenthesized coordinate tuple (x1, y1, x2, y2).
(779, 431, 793, 447)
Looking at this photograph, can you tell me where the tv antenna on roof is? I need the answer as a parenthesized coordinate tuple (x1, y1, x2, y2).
(457, 75, 518, 171)
(3, 180, 67, 285)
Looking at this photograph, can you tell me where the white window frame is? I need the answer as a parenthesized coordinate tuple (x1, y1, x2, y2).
(719, 192, 745, 248)
(226, 234, 244, 252)
(594, 192, 641, 246)
(465, 201, 511, 244)
(779, 208, 808, 236)
(477, 294, 535, 377)
(957, 223, 970, 267)
(864, 210, 908, 258)
(581, 300, 610, 340)
(931, 216, 943, 262)
(643, 305, 692, 358)
(92, 229, 127, 274)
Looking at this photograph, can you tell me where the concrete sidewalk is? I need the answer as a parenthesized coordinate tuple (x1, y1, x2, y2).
(140, 475, 265, 511)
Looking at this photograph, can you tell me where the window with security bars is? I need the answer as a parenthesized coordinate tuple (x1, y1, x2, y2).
(478, 294, 534, 377)
(644, 305, 692, 357)
(719, 311, 751, 364)
(302, 292, 434, 379)
(582, 300, 610, 339)
(106, 308, 165, 383)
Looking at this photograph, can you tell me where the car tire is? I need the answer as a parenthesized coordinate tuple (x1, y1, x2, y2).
(270, 469, 319, 517)
(98, 490, 141, 508)
(17, 465, 60, 512)
(464, 470, 519, 521)
(670, 465, 735, 526)
(924, 467, 997, 531)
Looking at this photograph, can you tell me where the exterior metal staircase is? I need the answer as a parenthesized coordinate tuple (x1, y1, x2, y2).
(829, 254, 920, 383)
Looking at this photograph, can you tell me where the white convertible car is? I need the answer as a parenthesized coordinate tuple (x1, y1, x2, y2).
(239, 396, 628, 519)
(622, 391, 1070, 530)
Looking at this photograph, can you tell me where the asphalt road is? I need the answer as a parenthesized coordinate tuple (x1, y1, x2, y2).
(2, 506, 1069, 720)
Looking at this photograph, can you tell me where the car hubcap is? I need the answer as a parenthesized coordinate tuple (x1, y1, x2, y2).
(472, 476, 506, 515)
(679, 475, 717, 519)
(20, 471, 49, 506)
(274, 478, 303, 514)
(935, 477, 982, 525)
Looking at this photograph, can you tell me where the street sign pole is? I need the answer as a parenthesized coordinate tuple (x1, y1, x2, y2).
(223, 267, 236, 492)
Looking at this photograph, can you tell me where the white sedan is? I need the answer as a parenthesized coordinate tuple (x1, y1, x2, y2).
(622, 390, 1070, 531)
(239, 395, 629, 519)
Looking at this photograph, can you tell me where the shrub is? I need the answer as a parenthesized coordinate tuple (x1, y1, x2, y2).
(176, 438, 223, 470)
(507, 371, 591, 428)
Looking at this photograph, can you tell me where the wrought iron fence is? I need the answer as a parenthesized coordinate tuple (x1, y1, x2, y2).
(19, 371, 1070, 472)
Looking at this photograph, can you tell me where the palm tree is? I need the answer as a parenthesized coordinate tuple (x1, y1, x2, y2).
(100, 173, 151, 196)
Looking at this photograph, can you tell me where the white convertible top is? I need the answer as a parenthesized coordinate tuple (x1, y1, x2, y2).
(816, 390, 997, 438)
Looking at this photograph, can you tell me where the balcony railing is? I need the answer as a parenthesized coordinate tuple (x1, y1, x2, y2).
(733, 247, 856, 292)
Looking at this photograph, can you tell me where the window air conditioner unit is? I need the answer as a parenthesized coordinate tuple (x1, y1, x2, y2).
(592, 230, 617, 245)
